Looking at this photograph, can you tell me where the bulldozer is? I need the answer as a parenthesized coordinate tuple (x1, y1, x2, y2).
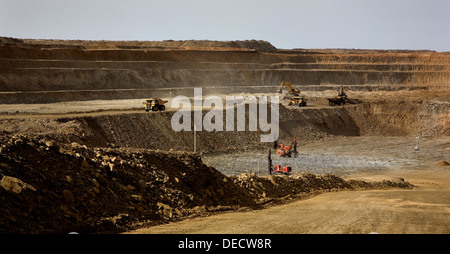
(143, 98, 168, 112)
(278, 81, 307, 107)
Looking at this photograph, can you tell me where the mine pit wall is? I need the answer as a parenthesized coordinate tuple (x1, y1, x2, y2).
(1, 39, 449, 104)
(0, 38, 448, 145)
(51, 99, 448, 154)
(54, 105, 360, 153)
(345, 100, 450, 137)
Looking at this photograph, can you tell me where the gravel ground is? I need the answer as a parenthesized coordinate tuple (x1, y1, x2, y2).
(203, 136, 450, 176)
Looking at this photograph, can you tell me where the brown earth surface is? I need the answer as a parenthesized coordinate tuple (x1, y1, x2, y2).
(0, 38, 449, 234)
(130, 137, 450, 234)
(130, 185, 450, 234)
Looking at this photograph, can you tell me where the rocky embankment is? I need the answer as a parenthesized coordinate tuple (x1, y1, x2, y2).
(0, 135, 413, 233)
(1, 37, 449, 103)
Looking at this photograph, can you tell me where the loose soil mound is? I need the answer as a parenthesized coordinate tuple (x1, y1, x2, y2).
(0, 135, 254, 233)
(0, 37, 277, 51)
(232, 172, 414, 203)
(0, 135, 414, 233)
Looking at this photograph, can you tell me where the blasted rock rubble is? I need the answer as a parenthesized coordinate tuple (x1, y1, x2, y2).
(0, 135, 413, 233)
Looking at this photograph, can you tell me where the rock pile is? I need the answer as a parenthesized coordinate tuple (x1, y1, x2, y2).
(232, 172, 414, 203)
(0, 135, 414, 233)
(0, 135, 254, 233)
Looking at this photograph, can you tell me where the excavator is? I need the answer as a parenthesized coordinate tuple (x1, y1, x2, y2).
(277, 81, 307, 107)
(277, 81, 301, 95)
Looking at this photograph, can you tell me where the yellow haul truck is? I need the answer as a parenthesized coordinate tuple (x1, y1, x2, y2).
(143, 98, 168, 112)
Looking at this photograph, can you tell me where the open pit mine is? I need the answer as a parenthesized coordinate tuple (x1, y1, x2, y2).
(0, 37, 449, 233)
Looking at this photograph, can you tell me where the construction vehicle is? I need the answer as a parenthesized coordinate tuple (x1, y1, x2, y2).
(273, 165, 292, 175)
(278, 81, 307, 107)
(327, 97, 347, 106)
(327, 86, 363, 106)
(143, 98, 168, 112)
(327, 86, 348, 106)
(276, 137, 298, 158)
(268, 148, 291, 175)
(277, 81, 301, 95)
(288, 96, 307, 107)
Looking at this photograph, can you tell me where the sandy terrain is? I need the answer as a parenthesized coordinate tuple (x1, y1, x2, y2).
(129, 183, 450, 234)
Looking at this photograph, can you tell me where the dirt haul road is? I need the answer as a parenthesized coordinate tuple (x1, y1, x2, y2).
(129, 171, 450, 234)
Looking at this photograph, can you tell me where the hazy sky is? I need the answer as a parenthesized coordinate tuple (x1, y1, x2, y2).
(1, 0, 449, 51)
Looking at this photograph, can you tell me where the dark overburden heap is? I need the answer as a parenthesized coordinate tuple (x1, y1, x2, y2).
(0, 135, 254, 233)
(0, 135, 414, 233)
